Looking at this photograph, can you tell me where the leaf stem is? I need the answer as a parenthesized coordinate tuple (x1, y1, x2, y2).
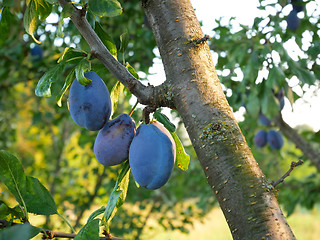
(129, 100, 138, 117)
(57, 212, 76, 233)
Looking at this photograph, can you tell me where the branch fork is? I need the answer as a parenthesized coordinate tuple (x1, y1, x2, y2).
(57, 0, 175, 110)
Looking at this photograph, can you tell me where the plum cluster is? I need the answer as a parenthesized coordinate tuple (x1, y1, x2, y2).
(254, 89, 285, 150)
(254, 129, 284, 150)
(286, 0, 304, 31)
(68, 71, 175, 189)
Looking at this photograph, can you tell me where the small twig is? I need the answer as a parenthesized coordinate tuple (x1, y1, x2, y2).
(272, 160, 304, 188)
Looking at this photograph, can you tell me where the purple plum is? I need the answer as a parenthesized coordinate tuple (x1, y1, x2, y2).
(94, 114, 136, 166)
(68, 71, 111, 131)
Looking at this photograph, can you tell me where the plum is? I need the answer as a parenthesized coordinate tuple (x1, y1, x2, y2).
(129, 122, 175, 190)
(267, 130, 284, 150)
(150, 121, 176, 160)
(275, 89, 285, 110)
(259, 112, 272, 126)
(68, 71, 111, 131)
(94, 114, 136, 166)
(254, 130, 268, 148)
(287, 10, 300, 31)
(30, 45, 43, 61)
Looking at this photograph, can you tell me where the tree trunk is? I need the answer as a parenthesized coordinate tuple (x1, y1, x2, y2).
(142, 0, 296, 239)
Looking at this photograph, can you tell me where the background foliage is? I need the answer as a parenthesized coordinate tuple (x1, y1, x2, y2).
(0, 0, 319, 239)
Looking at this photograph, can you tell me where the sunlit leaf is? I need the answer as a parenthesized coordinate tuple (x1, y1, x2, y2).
(170, 132, 190, 171)
(126, 63, 139, 79)
(103, 161, 130, 227)
(110, 81, 124, 117)
(56, 68, 75, 107)
(35, 63, 65, 97)
(58, 47, 86, 64)
(24, 0, 52, 43)
(75, 58, 92, 85)
(0, 200, 25, 221)
(89, 0, 122, 17)
(95, 22, 117, 57)
(24, 0, 40, 43)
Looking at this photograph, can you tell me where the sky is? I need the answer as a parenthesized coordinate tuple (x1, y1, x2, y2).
(146, 0, 320, 131)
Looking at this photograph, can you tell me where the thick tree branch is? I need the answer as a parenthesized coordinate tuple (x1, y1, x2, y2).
(275, 113, 320, 171)
(57, 0, 174, 109)
(0, 219, 126, 240)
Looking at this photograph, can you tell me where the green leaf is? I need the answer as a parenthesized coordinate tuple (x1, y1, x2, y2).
(24, 0, 52, 43)
(170, 132, 190, 171)
(35, 63, 65, 97)
(267, 66, 285, 89)
(56, 68, 75, 107)
(44, 0, 55, 4)
(119, 31, 129, 53)
(261, 92, 280, 120)
(103, 161, 130, 226)
(24, 0, 40, 44)
(126, 63, 139, 79)
(0, 8, 12, 44)
(0, 200, 24, 221)
(0, 151, 27, 211)
(86, 206, 106, 223)
(74, 219, 100, 240)
(75, 58, 92, 85)
(89, 0, 122, 17)
(36, 0, 52, 21)
(0, 151, 58, 216)
(246, 93, 260, 118)
(95, 22, 117, 57)
(0, 224, 41, 240)
(110, 81, 124, 117)
(24, 176, 58, 215)
(58, 47, 86, 64)
(154, 111, 176, 132)
(57, 2, 74, 37)
(103, 190, 121, 223)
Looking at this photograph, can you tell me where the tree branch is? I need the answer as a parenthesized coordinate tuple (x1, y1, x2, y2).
(274, 113, 320, 171)
(0, 219, 127, 240)
(272, 160, 304, 188)
(56, 0, 174, 109)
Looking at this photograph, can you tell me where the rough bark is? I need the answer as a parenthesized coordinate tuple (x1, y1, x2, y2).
(57, 0, 297, 238)
(142, 0, 295, 239)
